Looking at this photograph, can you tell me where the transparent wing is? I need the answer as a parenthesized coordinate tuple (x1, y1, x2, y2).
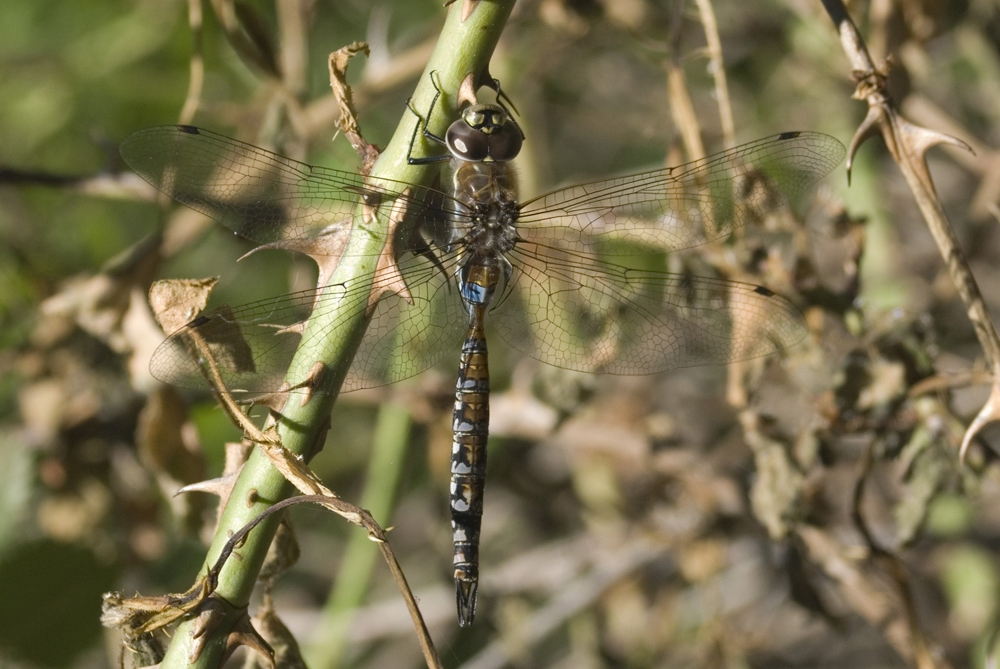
(149, 249, 467, 395)
(517, 131, 845, 252)
(120, 125, 454, 252)
(489, 241, 807, 374)
(345, 250, 467, 392)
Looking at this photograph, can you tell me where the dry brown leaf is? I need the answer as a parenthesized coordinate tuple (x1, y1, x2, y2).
(258, 519, 300, 587)
(40, 273, 131, 351)
(136, 386, 207, 531)
(148, 277, 218, 335)
(123, 286, 168, 391)
(253, 600, 307, 669)
(102, 575, 216, 639)
(136, 387, 205, 484)
(327, 41, 378, 172)
(188, 304, 257, 376)
(741, 411, 805, 540)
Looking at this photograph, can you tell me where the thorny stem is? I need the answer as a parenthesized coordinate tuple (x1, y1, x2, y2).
(157, 3, 516, 667)
(823, 0, 1000, 464)
(819, 1, 985, 666)
(821, 0, 1000, 380)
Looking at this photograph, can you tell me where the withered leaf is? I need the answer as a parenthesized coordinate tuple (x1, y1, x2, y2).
(149, 278, 219, 334)
(254, 601, 307, 669)
(327, 41, 378, 172)
(259, 519, 300, 587)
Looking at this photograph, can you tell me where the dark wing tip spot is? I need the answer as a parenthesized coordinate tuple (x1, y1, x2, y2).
(177, 125, 200, 134)
(777, 131, 801, 140)
(753, 285, 776, 297)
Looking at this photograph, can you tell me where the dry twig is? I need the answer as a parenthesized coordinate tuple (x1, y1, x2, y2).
(819, 0, 1000, 463)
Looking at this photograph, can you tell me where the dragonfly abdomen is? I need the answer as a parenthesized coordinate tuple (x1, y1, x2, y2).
(451, 321, 489, 627)
(451, 262, 498, 627)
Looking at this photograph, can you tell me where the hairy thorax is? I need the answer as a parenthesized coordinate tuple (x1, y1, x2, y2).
(448, 160, 520, 260)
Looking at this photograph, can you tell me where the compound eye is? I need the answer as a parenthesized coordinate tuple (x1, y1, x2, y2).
(446, 121, 489, 161)
(487, 123, 523, 162)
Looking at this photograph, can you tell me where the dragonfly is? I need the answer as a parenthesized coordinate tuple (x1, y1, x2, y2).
(121, 86, 844, 626)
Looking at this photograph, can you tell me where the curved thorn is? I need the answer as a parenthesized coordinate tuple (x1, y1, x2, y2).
(846, 105, 885, 181)
(176, 472, 241, 499)
(223, 613, 274, 668)
(959, 382, 1000, 465)
(896, 115, 975, 158)
(457, 72, 478, 108)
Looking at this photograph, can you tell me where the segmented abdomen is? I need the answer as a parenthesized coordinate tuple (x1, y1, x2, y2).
(451, 307, 489, 627)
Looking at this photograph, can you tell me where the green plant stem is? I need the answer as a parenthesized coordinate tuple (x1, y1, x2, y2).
(158, 2, 515, 666)
(306, 402, 412, 669)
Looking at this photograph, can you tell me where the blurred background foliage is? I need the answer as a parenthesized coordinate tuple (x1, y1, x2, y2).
(4, 0, 1000, 667)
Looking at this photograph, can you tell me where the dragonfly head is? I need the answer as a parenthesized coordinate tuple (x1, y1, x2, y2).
(446, 103, 523, 163)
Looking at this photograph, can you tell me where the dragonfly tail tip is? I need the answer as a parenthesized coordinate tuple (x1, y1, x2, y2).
(456, 579, 478, 627)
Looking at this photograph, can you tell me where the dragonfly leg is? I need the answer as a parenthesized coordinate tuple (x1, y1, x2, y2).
(406, 71, 451, 165)
(483, 76, 524, 140)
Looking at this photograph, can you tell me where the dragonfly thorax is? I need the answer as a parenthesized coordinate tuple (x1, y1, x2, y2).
(449, 161, 520, 258)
